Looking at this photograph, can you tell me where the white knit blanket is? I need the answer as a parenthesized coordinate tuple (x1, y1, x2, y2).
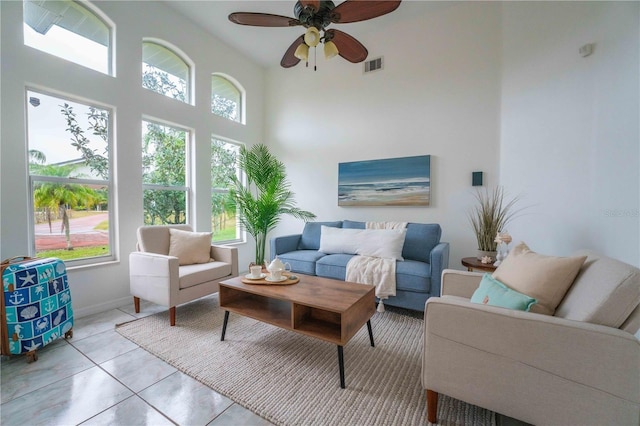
(346, 255, 396, 299)
(345, 222, 408, 311)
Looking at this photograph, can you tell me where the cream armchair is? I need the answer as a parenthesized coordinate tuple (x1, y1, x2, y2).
(129, 225, 238, 326)
(422, 250, 640, 425)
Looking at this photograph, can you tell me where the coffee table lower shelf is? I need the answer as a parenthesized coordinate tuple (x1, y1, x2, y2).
(219, 277, 376, 388)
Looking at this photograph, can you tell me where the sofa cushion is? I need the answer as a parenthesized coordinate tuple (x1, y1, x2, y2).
(319, 226, 406, 260)
(316, 256, 432, 293)
(492, 242, 587, 315)
(168, 228, 212, 265)
(471, 273, 538, 311)
(342, 220, 366, 229)
(396, 260, 431, 293)
(298, 221, 342, 250)
(555, 250, 640, 328)
(402, 223, 442, 263)
(278, 250, 327, 276)
(316, 254, 354, 280)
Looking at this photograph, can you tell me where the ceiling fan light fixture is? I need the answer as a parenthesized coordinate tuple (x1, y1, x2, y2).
(303, 27, 320, 47)
(294, 43, 309, 61)
(324, 40, 339, 59)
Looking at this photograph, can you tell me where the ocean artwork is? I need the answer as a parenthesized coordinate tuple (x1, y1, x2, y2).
(338, 155, 430, 206)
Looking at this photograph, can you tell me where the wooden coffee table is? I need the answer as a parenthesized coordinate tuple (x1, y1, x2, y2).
(218, 274, 376, 389)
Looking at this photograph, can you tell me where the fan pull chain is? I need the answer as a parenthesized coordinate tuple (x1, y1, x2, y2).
(314, 46, 317, 71)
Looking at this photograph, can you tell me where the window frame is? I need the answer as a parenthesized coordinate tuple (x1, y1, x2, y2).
(211, 73, 245, 124)
(23, 0, 115, 76)
(210, 135, 244, 244)
(141, 118, 192, 226)
(26, 88, 116, 267)
(142, 39, 194, 105)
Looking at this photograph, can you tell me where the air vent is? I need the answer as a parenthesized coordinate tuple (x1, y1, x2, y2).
(364, 57, 383, 74)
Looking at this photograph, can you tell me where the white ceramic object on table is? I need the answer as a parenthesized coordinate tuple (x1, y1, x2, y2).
(249, 265, 262, 278)
(267, 256, 291, 280)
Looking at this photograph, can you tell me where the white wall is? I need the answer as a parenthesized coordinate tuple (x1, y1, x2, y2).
(0, 1, 264, 316)
(3, 1, 637, 317)
(264, 2, 503, 268)
(500, 1, 640, 266)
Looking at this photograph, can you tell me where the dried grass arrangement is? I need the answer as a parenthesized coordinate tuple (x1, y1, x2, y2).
(469, 187, 522, 252)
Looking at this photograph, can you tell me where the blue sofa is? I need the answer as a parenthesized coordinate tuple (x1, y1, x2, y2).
(269, 220, 450, 311)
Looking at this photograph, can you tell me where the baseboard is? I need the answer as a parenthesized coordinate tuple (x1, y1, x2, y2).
(73, 296, 132, 319)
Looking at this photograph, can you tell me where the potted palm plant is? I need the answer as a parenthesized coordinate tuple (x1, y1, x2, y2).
(229, 144, 316, 266)
(468, 186, 521, 260)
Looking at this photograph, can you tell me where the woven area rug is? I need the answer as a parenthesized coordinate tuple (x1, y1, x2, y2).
(116, 295, 495, 426)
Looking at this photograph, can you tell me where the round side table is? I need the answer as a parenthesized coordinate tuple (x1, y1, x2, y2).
(461, 257, 497, 273)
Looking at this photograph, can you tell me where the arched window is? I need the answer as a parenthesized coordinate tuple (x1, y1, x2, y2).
(211, 74, 243, 123)
(142, 41, 191, 104)
(23, 0, 112, 75)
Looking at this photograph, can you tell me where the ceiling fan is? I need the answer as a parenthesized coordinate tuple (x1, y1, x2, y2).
(229, 1, 401, 69)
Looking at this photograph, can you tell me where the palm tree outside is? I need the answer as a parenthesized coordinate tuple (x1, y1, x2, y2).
(31, 161, 101, 250)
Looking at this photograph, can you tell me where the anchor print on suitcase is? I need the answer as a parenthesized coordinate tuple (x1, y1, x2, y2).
(2, 257, 73, 362)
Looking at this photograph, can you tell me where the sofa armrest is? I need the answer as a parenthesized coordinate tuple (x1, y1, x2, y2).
(422, 297, 640, 407)
(129, 251, 180, 305)
(210, 244, 239, 277)
(440, 269, 483, 298)
(270, 234, 301, 260)
(428, 242, 450, 296)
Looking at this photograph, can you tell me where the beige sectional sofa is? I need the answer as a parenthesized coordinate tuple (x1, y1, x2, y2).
(422, 249, 640, 425)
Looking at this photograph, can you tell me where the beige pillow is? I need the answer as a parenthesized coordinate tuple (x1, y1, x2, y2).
(168, 228, 212, 265)
(492, 242, 587, 315)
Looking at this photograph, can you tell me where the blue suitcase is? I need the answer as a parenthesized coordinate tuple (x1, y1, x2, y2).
(1, 257, 74, 362)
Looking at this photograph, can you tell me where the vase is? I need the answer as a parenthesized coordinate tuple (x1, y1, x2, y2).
(476, 250, 497, 261)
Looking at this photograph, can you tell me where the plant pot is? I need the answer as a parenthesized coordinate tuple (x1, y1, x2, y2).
(476, 250, 497, 261)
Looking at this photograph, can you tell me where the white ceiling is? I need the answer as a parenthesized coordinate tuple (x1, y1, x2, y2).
(162, 1, 452, 68)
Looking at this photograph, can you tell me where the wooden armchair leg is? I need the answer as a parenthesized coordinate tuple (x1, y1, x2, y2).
(133, 297, 140, 313)
(427, 389, 438, 424)
(170, 306, 176, 326)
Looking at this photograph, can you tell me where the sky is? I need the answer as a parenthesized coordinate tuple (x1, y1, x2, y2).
(24, 22, 109, 165)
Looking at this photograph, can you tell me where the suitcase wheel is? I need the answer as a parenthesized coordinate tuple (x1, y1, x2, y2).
(64, 329, 73, 339)
(26, 350, 38, 363)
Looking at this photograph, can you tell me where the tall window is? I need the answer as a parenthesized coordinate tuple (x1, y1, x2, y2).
(211, 138, 241, 242)
(211, 74, 242, 123)
(142, 41, 190, 103)
(23, 0, 111, 75)
(142, 120, 189, 225)
(27, 90, 112, 264)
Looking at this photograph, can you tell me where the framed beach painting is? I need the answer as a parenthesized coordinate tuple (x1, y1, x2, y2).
(338, 155, 430, 206)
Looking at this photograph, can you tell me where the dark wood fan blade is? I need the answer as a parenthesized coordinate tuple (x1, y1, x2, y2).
(331, 0, 401, 23)
(229, 12, 300, 27)
(299, 0, 320, 11)
(281, 35, 305, 68)
(326, 29, 368, 63)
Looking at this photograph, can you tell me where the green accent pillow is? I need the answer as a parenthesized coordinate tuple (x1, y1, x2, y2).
(471, 274, 537, 312)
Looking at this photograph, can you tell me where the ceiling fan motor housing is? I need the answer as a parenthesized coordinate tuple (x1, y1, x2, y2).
(294, 1, 336, 30)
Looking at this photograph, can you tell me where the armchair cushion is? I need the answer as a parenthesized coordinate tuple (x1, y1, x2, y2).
(493, 242, 587, 315)
(470, 273, 537, 312)
(168, 228, 212, 265)
(556, 250, 640, 328)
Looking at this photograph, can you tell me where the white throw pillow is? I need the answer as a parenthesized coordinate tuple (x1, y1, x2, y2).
(319, 226, 406, 260)
(168, 228, 212, 265)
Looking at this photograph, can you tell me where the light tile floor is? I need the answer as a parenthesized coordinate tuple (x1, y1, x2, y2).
(1, 299, 529, 426)
(0, 299, 273, 426)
